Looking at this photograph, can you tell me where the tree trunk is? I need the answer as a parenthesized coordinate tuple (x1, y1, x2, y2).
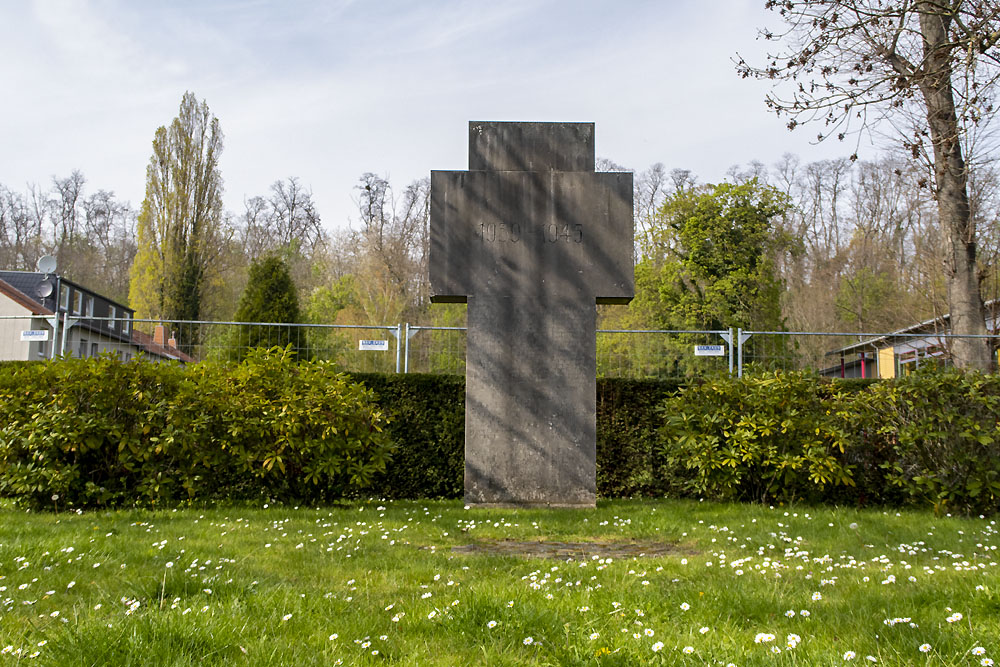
(919, 7, 992, 370)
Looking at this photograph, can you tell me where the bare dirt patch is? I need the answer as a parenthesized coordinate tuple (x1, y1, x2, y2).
(447, 539, 697, 559)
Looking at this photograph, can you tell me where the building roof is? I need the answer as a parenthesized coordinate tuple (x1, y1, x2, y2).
(830, 298, 999, 355)
(0, 271, 132, 315)
(0, 278, 55, 316)
(131, 329, 196, 363)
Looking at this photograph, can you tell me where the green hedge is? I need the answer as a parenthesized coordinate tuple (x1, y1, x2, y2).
(348, 376, 688, 500)
(656, 369, 1000, 515)
(351, 373, 465, 499)
(596, 378, 687, 497)
(2, 357, 997, 515)
(0, 349, 391, 509)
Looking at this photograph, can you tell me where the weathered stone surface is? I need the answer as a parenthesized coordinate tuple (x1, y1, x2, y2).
(430, 121, 633, 507)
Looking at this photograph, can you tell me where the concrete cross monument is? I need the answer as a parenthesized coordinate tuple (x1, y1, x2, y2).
(430, 121, 634, 507)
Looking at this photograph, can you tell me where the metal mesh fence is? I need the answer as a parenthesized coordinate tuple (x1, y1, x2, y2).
(403, 325, 466, 375)
(3, 314, 997, 378)
(596, 329, 731, 378)
(403, 326, 736, 377)
(0, 316, 404, 373)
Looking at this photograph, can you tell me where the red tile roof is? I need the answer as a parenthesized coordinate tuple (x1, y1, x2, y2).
(131, 328, 196, 363)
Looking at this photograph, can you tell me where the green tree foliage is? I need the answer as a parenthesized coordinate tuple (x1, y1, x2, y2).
(302, 275, 356, 362)
(129, 92, 225, 323)
(633, 180, 794, 331)
(232, 255, 302, 360)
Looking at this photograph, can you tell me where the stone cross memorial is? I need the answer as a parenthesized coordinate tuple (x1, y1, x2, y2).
(430, 121, 634, 507)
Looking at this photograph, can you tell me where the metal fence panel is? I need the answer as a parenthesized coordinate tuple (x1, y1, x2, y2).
(3, 314, 996, 377)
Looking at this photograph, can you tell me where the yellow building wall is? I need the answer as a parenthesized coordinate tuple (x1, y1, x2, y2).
(877, 347, 896, 379)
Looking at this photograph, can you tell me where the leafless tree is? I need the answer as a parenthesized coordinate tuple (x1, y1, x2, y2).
(738, 0, 1000, 368)
(50, 170, 86, 268)
(0, 185, 43, 270)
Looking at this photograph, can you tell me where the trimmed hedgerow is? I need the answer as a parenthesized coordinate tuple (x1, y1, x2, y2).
(349, 376, 690, 500)
(351, 373, 465, 500)
(3, 357, 997, 515)
(596, 378, 687, 498)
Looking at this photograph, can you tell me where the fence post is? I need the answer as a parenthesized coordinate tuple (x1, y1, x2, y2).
(50, 313, 60, 359)
(728, 327, 734, 376)
(60, 311, 69, 357)
(395, 323, 402, 373)
(403, 323, 409, 373)
(736, 329, 752, 378)
(737, 327, 744, 378)
(404, 323, 410, 373)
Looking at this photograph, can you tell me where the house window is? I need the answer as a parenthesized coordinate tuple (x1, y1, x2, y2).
(91, 342, 99, 357)
(59, 285, 70, 311)
(122, 313, 131, 335)
(109, 305, 117, 330)
(73, 290, 83, 315)
(85, 295, 94, 317)
(79, 337, 88, 358)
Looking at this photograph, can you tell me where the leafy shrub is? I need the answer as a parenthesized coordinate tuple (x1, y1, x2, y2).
(656, 371, 856, 503)
(0, 348, 391, 509)
(0, 356, 200, 507)
(860, 368, 1000, 515)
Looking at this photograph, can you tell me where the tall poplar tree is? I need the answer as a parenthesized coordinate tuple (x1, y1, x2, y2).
(129, 92, 225, 323)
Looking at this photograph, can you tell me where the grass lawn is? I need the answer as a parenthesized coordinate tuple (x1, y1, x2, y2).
(0, 498, 997, 665)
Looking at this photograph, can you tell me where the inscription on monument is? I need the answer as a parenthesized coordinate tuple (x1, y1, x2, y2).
(477, 222, 521, 243)
(430, 121, 634, 507)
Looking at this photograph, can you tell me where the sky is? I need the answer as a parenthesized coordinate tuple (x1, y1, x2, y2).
(0, 0, 875, 232)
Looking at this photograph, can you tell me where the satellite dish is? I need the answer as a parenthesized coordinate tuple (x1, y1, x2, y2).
(37, 280, 54, 299)
(36, 255, 57, 275)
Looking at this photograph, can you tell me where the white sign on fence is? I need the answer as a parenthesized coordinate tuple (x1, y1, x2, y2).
(359, 339, 390, 351)
(20, 330, 50, 342)
(694, 344, 725, 356)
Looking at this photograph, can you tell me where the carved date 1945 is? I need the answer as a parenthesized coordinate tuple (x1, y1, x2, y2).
(544, 223, 583, 243)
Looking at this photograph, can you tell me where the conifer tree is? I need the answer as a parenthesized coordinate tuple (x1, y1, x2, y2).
(233, 254, 302, 359)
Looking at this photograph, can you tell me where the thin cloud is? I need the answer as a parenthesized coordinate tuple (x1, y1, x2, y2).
(0, 1, 864, 231)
